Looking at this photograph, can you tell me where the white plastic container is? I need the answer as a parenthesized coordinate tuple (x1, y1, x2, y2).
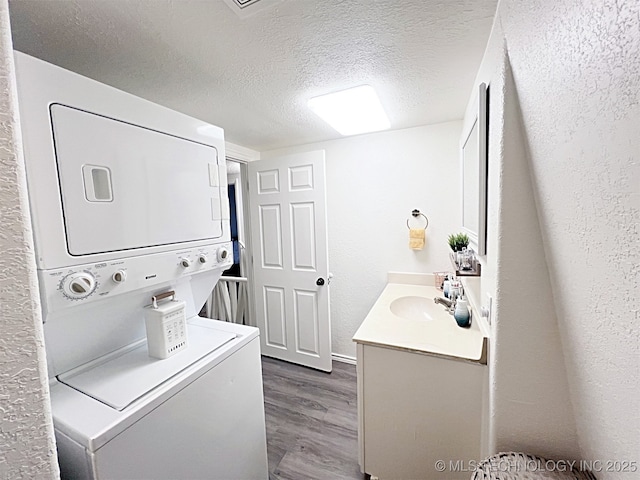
(144, 291, 188, 359)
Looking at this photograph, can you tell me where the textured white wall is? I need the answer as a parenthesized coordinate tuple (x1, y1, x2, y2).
(498, 0, 640, 471)
(466, 0, 639, 473)
(0, 1, 59, 478)
(263, 122, 462, 357)
(495, 58, 579, 458)
(461, 24, 580, 460)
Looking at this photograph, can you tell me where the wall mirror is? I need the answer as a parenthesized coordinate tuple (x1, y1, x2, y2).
(461, 82, 488, 255)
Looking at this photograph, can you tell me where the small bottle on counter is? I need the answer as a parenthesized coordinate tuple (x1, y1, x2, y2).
(454, 296, 471, 328)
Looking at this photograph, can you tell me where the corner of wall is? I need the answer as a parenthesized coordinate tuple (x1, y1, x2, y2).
(470, 12, 582, 462)
(491, 53, 579, 460)
(497, 1, 640, 474)
(0, 1, 59, 477)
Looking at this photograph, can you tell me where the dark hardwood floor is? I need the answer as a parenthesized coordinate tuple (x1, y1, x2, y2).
(261, 357, 365, 480)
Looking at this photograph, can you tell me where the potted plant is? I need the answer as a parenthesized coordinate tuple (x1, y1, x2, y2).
(447, 233, 469, 252)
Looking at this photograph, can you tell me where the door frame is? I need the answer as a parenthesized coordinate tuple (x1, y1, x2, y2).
(225, 145, 259, 328)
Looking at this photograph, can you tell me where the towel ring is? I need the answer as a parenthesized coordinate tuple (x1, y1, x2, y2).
(407, 209, 429, 230)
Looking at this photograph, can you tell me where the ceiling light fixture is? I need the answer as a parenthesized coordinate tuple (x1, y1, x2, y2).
(307, 85, 390, 136)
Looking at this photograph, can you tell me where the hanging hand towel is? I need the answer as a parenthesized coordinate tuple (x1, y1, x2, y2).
(409, 228, 425, 250)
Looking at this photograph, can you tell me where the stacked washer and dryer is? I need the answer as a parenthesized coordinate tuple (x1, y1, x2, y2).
(15, 52, 269, 479)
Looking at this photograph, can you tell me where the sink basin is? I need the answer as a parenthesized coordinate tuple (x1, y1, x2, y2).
(389, 296, 434, 322)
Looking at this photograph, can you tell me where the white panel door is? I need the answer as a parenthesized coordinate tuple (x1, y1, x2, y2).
(248, 151, 331, 372)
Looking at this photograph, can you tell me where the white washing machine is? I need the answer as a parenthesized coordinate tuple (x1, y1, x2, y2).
(15, 52, 268, 479)
(52, 317, 268, 479)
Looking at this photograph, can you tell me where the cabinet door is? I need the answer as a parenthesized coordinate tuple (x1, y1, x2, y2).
(356, 343, 365, 471)
(362, 345, 484, 480)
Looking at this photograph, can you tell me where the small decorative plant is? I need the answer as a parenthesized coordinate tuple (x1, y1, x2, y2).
(447, 233, 469, 252)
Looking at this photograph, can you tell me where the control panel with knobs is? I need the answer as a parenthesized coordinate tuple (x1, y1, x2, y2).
(61, 271, 97, 300)
(39, 242, 233, 312)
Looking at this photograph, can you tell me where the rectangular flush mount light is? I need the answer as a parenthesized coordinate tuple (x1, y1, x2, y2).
(308, 85, 390, 136)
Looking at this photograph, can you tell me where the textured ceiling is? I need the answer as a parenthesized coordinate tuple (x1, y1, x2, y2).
(8, 0, 497, 151)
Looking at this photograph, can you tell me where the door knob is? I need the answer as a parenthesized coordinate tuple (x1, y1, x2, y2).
(316, 277, 325, 286)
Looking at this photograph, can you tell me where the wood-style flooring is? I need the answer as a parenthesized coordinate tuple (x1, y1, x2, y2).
(261, 357, 365, 480)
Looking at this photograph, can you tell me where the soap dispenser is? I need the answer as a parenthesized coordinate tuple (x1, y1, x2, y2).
(454, 296, 471, 328)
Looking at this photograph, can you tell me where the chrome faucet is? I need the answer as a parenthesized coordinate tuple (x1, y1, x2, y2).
(434, 296, 453, 311)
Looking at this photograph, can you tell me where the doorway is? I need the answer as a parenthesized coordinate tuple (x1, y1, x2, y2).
(205, 151, 332, 372)
(203, 159, 254, 326)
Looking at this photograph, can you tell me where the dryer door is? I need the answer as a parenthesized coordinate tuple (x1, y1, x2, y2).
(51, 104, 225, 256)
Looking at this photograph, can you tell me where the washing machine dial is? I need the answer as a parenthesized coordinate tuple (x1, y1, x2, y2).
(197, 254, 208, 264)
(61, 271, 97, 300)
(112, 270, 127, 283)
(217, 247, 230, 262)
(180, 258, 192, 268)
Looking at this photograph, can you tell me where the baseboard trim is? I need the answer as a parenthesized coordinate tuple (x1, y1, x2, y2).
(332, 353, 357, 365)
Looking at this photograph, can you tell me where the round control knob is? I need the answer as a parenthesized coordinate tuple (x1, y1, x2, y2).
(180, 258, 192, 268)
(112, 270, 127, 283)
(197, 254, 208, 264)
(61, 272, 97, 300)
(217, 247, 229, 262)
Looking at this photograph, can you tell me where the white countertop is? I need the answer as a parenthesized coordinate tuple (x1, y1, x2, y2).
(353, 282, 488, 363)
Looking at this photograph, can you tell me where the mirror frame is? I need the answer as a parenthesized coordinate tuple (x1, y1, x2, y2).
(460, 82, 488, 255)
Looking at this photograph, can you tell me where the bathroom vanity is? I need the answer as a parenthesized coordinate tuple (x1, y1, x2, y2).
(353, 274, 489, 480)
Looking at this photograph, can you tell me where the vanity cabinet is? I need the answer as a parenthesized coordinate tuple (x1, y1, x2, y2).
(353, 280, 489, 479)
(356, 343, 485, 480)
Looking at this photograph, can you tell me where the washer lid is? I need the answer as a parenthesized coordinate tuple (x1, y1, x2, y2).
(58, 324, 236, 411)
